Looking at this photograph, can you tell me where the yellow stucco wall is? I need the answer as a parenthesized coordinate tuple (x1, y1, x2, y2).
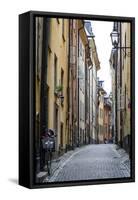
(98, 92, 104, 143)
(121, 23, 131, 138)
(47, 18, 69, 150)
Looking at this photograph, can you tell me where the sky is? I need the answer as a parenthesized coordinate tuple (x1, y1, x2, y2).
(91, 21, 113, 95)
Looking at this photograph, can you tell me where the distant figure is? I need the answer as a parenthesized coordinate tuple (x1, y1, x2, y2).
(104, 138, 107, 144)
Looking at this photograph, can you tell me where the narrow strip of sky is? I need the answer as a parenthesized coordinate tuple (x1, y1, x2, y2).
(91, 21, 113, 95)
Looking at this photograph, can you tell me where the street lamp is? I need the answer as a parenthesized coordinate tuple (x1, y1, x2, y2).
(110, 29, 120, 48)
(110, 27, 131, 50)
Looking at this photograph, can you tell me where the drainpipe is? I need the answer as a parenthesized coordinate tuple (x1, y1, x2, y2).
(67, 20, 70, 151)
(115, 47, 118, 145)
(84, 45, 87, 145)
(89, 67, 91, 144)
(119, 22, 123, 148)
(40, 18, 50, 170)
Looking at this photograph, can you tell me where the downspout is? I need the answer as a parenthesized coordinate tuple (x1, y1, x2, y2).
(89, 67, 91, 144)
(71, 22, 74, 149)
(67, 19, 70, 151)
(115, 46, 118, 144)
(119, 22, 123, 148)
(40, 18, 50, 169)
(84, 45, 87, 145)
(40, 17, 50, 136)
(92, 65, 94, 143)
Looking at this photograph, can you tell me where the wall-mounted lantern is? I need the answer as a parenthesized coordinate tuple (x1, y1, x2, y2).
(110, 29, 120, 48)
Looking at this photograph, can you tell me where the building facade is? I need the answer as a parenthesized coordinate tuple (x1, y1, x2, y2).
(89, 35, 100, 143)
(85, 21, 100, 144)
(110, 22, 131, 154)
(35, 18, 69, 176)
(68, 19, 78, 149)
(97, 80, 106, 143)
(47, 18, 69, 154)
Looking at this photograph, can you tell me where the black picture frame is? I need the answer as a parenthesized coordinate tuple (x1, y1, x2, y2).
(19, 11, 135, 189)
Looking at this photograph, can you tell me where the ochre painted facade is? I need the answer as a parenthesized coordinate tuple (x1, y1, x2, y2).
(47, 18, 69, 152)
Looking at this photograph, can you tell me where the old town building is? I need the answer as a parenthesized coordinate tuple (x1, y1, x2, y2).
(47, 18, 69, 154)
(97, 80, 106, 143)
(68, 19, 94, 148)
(89, 32, 100, 143)
(68, 19, 78, 149)
(97, 81, 112, 144)
(85, 21, 100, 144)
(78, 20, 92, 146)
(110, 22, 131, 154)
(35, 18, 69, 175)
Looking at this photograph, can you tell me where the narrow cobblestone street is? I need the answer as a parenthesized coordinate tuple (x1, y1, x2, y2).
(34, 18, 133, 185)
(44, 144, 130, 182)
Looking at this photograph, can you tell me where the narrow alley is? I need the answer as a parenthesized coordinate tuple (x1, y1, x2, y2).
(34, 17, 132, 183)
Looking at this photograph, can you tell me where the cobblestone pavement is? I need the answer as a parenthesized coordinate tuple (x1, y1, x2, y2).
(43, 144, 130, 182)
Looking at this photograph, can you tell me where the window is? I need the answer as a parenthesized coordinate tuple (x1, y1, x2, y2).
(73, 19, 76, 30)
(125, 85, 127, 111)
(124, 33, 127, 58)
(80, 101, 85, 122)
(79, 41, 82, 57)
(100, 108, 103, 118)
(54, 104, 58, 142)
(60, 123, 63, 147)
(61, 69, 64, 106)
(107, 125, 108, 134)
(54, 54, 57, 90)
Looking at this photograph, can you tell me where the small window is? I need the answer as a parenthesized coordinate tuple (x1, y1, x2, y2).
(60, 123, 63, 147)
(124, 33, 127, 58)
(61, 69, 64, 96)
(125, 85, 127, 110)
(54, 54, 58, 90)
(73, 19, 76, 30)
(79, 42, 82, 57)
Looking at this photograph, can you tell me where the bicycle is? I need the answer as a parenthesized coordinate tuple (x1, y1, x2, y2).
(44, 129, 56, 176)
(45, 141, 53, 176)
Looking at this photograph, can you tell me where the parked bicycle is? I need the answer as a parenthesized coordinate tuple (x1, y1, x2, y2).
(41, 129, 56, 176)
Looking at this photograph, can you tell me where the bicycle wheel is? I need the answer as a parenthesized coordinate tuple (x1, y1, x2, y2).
(47, 151, 52, 176)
